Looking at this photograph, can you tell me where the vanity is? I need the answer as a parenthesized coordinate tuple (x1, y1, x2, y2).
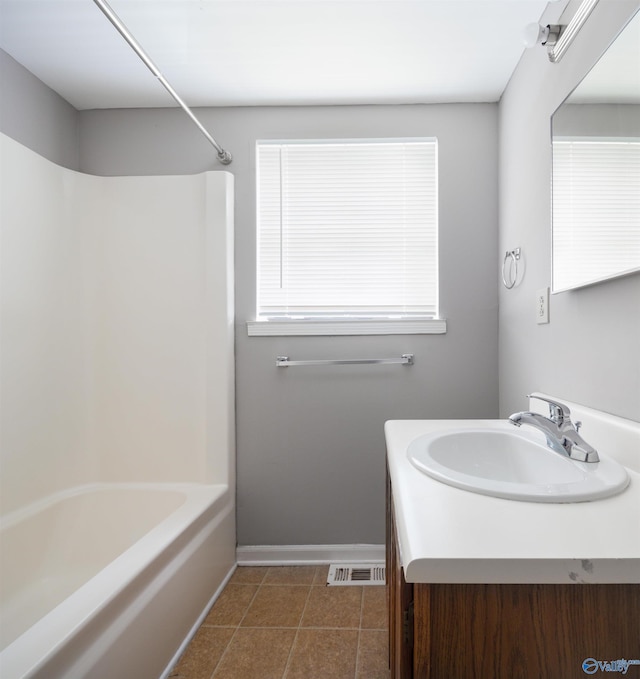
(386, 395, 640, 678)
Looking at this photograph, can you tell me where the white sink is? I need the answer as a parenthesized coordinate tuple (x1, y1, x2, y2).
(407, 426, 630, 502)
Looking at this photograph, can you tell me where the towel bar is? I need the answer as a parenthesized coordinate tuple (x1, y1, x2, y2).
(276, 354, 414, 367)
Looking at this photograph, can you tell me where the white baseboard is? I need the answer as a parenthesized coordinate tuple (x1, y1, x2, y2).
(236, 544, 385, 566)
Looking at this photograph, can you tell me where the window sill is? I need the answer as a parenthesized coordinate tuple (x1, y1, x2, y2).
(246, 318, 447, 337)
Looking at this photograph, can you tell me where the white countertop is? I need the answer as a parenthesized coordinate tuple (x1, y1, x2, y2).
(385, 414, 640, 584)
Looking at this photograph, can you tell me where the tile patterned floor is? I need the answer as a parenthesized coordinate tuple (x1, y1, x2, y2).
(169, 565, 390, 679)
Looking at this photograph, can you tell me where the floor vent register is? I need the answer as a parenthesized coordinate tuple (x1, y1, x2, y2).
(326, 563, 386, 586)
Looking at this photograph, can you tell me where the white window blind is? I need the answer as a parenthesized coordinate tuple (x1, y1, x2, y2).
(256, 138, 438, 319)
(552, 139, 640, 291)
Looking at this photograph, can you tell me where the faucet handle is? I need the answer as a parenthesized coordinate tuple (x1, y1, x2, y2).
(527, 394, 571, 424)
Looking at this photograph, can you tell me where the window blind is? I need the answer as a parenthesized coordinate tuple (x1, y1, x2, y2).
(552, 139, 640, 291)
(256, 139, 438, 319)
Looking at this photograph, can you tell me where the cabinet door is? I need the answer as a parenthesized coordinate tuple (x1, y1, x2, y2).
(412, 583, 640, 679)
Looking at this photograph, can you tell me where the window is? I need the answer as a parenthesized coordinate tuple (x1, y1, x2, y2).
(251, 138, 442, 336)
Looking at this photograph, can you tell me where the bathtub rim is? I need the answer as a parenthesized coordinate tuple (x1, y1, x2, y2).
(0, 481, 199, 531)
(0, 481, 230, 678)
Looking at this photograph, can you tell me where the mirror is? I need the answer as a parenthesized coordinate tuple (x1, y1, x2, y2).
(550, 10, 640, 292)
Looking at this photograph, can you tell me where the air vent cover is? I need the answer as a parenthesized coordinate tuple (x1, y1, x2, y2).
(326, 563, 386, 586)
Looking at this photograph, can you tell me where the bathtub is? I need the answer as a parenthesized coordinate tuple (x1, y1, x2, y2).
(1, 146, 236, 677)
(0, 483, 235, 679)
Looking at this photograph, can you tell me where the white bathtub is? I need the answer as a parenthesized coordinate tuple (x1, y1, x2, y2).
(0, 483, 235, 679)
(1, 146, 236, 677)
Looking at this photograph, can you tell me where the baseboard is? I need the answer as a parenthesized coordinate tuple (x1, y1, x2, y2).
(236, 544, 385, 566)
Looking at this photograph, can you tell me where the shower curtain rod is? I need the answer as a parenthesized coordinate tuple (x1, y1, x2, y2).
(92, 0, 232, 165)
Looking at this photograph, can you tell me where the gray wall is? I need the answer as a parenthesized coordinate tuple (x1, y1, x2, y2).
(0, 49, 79, 169)
(499, 0, 640, 421)
(552, 103, 640, 137)
(79, 104, 500, 546)
(2, 46, 500, 547)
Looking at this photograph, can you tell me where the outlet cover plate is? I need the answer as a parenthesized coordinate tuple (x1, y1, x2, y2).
(536, 287, 549, 324)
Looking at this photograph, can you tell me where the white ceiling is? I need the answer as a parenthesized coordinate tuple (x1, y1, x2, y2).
(1, 0, 567, 110)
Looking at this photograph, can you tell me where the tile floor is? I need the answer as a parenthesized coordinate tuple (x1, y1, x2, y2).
(169, 565, 390, 679)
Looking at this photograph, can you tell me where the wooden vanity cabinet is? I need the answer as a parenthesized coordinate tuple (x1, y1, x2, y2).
(387, 472, 413, 678)
(386, 475, 640, 679)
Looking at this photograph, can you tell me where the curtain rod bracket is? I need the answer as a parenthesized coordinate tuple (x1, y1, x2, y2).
(217, 150, 233, 165)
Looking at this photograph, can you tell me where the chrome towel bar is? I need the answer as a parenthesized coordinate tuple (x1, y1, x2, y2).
(276, 354, 414, 367)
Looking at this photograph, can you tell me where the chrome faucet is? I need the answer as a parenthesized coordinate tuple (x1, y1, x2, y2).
(509, 396, 600, 463)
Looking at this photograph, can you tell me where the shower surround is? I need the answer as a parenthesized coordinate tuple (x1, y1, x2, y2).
(0, 133, 236, 678)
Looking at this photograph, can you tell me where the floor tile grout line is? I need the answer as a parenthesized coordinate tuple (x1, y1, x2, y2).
(354, 584, 366, 679)
(281, 620, 300, 678)
(280, 565, 320, 679)
(207, 625, 237, 679)
(207, 572, 267, 679)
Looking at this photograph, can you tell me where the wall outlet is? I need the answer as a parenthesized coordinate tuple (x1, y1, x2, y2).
(536, 287, 549, 324)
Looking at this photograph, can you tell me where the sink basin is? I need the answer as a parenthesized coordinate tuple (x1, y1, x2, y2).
(407, 426, 630, 502)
